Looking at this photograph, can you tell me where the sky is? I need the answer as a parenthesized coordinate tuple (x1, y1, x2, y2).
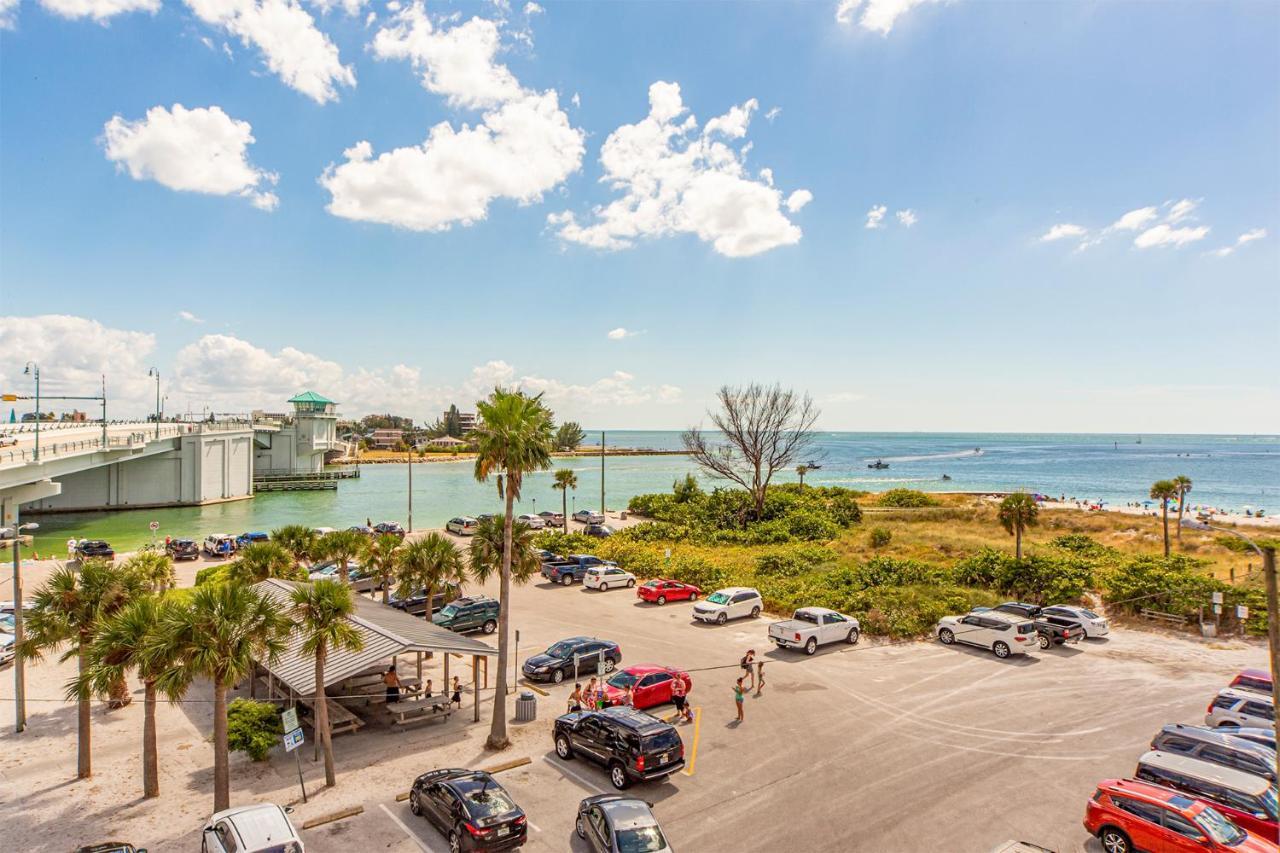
(0, 0, 1277, 433)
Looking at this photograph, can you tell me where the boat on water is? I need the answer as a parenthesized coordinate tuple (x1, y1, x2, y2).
(941, 474, 952, 481)
(804, 460, 823, 470)
(868, 460, 889, 470)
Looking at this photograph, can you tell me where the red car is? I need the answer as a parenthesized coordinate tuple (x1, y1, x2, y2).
(601, 665, 692, 710)
(636, 579, 701, 605)
(1084, 778, 1276, 853)
(1231, 668, 1274, 696)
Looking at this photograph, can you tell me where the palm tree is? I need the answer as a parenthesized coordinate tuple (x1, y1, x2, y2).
(363, 533, 403, 604)
(228, 542, 300, 585)
(1150, 479, 1178, 557)
(123, 551, 176, 593)
(21, 559, 149, 778)
(796, 464, 810, 489)
(290, 580, 363, 789)
(471, 387, 554, 750)
(469, 517, 542, 587)
(397, 533, 465, 615)
(81, 596, 181, 798)
(997, 492, 1039, 560)
(1172, 475, 1193, 546)
(314, 529, 366, 585)
(552, 468, 578, 534)
(272, 524, 318, 570)
(152, 583, 290, 812)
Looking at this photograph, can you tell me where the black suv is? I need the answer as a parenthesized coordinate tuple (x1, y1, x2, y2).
(553, 706, 685, 790)
(75, 540, 115, 561)
(165, 538, 199, 561)
(432, 596, 500, 634)
(522, 637, 622, 684)
(408, 768, 527, 851)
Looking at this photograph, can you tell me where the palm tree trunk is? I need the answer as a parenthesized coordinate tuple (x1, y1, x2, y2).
(381, 575, 390, 605)
(488, 489, 515, 751)
(1015, 526, 1023, 560)
(316, 646, 335, 787)
(1162, 504, 1170, 557)
(562, 490, 568, 535)
(213, 678, 230, 813)
(143, 679, 159, 798)
(1175, 492, 1186, 545)
(340, 558, 349, 585)
(77, 638, 92, 779)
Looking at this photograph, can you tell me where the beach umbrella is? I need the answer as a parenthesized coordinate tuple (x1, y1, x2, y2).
(7, 409, 13, 423)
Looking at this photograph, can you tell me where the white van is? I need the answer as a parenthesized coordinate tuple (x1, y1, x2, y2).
(201, 804, 304, 853)
(692, 587, 763, 624)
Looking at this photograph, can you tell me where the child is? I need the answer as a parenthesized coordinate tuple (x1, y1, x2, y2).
(450, 676, 462, 709)
(671, 676, 693, 722)
(733, 677, 745, 722)
(754, 660, 765, 697)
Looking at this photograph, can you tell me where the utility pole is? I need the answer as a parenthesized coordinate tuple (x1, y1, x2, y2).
(23, 363, 39, 460)
(148, 367, 161, 438)
(600, 430, 605, 519)
(407, 439, 413, 534)
(7, 523, 37, 733)
(1263, 546, 1279, 789)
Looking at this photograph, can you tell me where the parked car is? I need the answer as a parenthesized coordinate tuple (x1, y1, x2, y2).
(692, 588, 762, 625)
(1213, 727, 1278, 752)
(637, 579, 701, 606)
(1206, 688, 1276, 730)
(408, 768, 527, 851)
(553, 706, 685, 790)
(541, 555, 616, 586)
(1084, 777, 1274, 853)
(347, 525, 375, 537)
(235, 531, 269, 549)
(373, 521, 405, 539)
(768, 607, 860, 655)
(573, 508, 606, 525)
(538, 511, 565, 528)
(0, 436, 16, 448)
(74, 540, 115, 561)
(312, 527, 336, 536)
(447, 517, 479, 536)
(584, 566, 636, 591)
(576, 795, 671, 853)
(1230, 668, 1274, 696)
(936, 611, 1038, 658)
(389, 587, 457, 616)
(200, 804, 304, 853)
(1041, 604, 1110, 638)
(515, 514, 545, 529)
(0, 632, 15, 666)
(201, 534, 236, 559)
(1150, 723, 1278, 782)
(523, 637, 621, 684)
(432, 596, 500, 634)
(76, 844, 147, 853)
(602, 665, 691, 710)
(165, 538, 200, 561)
(1134, 750, 1278, 839)
(585, 523, 616, 538)
(982, 601, 1084, 649)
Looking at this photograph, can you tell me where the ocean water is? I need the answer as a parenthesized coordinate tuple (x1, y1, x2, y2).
(23, 432, 1279, 554)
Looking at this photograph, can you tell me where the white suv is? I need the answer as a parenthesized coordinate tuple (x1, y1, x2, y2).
(692, 587, 763, 625)
(202, 804, 303, 853)
(936, 611, 1037, 658)
(1206, 688, 1276, 729)
(583, 566, 636, 591)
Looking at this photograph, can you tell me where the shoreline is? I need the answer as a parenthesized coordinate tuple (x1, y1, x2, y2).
(340, 447, 690, 465)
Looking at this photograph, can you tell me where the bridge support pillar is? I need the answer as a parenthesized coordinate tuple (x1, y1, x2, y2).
(1, 479, 62, 528)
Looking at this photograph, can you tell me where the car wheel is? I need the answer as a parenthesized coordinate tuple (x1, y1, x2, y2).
(1037, 634, 1050, 650)
(448, 829, 462, 853)
(689, 592, 698, 600)
(626, 578, 635, 587)
(656, 595, 667, 606)
(716, 612, 728, 625)
(482, 619, 496, 634)
(555, 734, 574, 759)
(993, 641, 1010, 658)
(552, 668, 565, 684)
(575, 815, 587, 839)
(609, 762, 630, 790)
(750, 606, 761, 618)
(561, 575, 574, 586)
(1099, 827, 1132, 853)
(600, 582, 609, 592)
(805, 637, 818, 655)
(938, 628, 955, 645)
(603, 657, 616, 673)
(847, 627, 860, 645)
(409, 790, 422, 816)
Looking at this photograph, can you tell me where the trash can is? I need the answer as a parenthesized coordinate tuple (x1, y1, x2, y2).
(515, 690, 537, 722)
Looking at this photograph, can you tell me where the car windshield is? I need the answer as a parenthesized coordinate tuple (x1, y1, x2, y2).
(643, 729, 682, 752)
(461, 787, 516, 819)
(643, 580, 659, 587)
(1081, 609, 1101, 619)
(706, 592, 730, 605)
(607, 671, 639, 688)
(438, 604, 459, 618)
(615, 826, 669, 853)
(546, 641, 577, 658)
(1195, 804, 1247, 845)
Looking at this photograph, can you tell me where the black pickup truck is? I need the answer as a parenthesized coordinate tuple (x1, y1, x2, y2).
(978, 602, 1085, 649)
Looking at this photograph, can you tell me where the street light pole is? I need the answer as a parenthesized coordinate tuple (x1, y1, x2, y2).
(148, 368, 161, 438)
(7, 522, 37, 733)
(407, 440, 413, 534)
(23, 363, 39, 461)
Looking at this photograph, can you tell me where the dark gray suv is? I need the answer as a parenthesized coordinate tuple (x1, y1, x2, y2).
(1151, 723, 1278, 782)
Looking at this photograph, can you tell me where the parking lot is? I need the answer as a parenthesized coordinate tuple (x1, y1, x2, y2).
(292, 573, 1268, 853)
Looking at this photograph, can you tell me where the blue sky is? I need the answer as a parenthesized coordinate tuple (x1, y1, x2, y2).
(1, 0, 1276, 432)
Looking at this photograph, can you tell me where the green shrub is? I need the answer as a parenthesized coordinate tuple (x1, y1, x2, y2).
(951, 547, 1007, 588)
(665, 555, 729, 591)
(1214, 535, 1254, 554)
(869, 527, 892, 549)
(533, 531, 595, 555)
(1049, 534, 1113, 558)
(227, 698, 284, 762)
(826, 491, 863, 526)
(754, 544, 837, 578)
(194, 564, 232, 587)
(876, 489, 939, 508)
(781, 508, 840, 541)
(854, 556, 947, 588)
(1101, 554, 1224, 617)
(672, 473, 702, 503)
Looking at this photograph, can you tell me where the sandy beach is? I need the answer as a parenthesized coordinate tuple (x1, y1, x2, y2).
(1039, 500, 1280, 530)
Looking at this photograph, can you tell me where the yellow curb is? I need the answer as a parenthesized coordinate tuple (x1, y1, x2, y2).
(482, 756, 532, 775)
(301, 805, 364, 829)
(520, 681, 550, 696)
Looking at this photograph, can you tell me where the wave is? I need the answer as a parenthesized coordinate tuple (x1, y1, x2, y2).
(872, 449, 985, 463)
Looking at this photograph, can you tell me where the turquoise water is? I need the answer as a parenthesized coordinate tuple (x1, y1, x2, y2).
(24, 431, 1280, 554)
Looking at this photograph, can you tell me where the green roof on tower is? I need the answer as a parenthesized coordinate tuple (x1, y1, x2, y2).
(288, 391, 335, 405)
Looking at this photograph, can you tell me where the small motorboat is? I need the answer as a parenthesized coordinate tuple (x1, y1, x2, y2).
(868, 460, 889, 470)
(941, 474, 952, 481)
(804, 460, 823, 470)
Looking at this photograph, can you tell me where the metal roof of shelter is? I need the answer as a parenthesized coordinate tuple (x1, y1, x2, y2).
(253, 579, 496, 696)
(287, 391, 335, 405)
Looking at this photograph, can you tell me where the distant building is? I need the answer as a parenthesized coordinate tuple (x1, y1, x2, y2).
(253, 391, 342, 473)
(420, 435, 467, 449)
(442, 409, 477, 433)
(370, 428, 405, 449)
(61, 410, 87, 422)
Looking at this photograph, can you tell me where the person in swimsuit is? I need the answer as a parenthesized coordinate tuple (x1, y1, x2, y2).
(384, 665, 401, 703)
(733, 678, 745, 722)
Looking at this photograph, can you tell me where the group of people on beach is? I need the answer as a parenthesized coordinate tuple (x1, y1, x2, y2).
(384, 666, 463, 708)
(733, 649, 766, 723)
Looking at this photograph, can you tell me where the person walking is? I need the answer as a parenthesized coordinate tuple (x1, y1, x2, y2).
(671, 676, 693, 723)
(568, 683, 584, 713)
(384, 665, 402, 704)
(754, 660, 766, 697)
(66, 537, 76, 561)
(732, 678, 745, 723)
(450, 676, 463, 709)
(740, 650, 756, 692)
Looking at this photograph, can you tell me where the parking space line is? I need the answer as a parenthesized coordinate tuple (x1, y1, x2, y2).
(540, 755, 606, 792)
(378, 803, 438, 852)
(683, 706, 701, 776)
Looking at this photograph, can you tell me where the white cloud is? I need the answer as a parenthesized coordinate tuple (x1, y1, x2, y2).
(523, 1, 541, 13)
(764, 106, 781, 122)
(786, 189, 813, 213)
(310, 0, 365, 14)
(551, 82, 807, 258)
(184, 0, 356, 104)
(37, 0, 159, 22)
(177, 310, 204, 323)
(1208, 227, 1266, 258)
(895, 208, 917, 227)
(1039, 223, 1086, 242)
(606, 327, 641, 340)
(571, 92, 580, 108)
(1166, 198, 1199, 223)
(1110, 206, 1158, 232)
(324, 4, 583, 232)
(102, 104, 279, 211)
(1133, 223, 1210, 249)
(836, 0, 948, 34)
(864, 204, 886, 229)
(0, 0, 20, 28)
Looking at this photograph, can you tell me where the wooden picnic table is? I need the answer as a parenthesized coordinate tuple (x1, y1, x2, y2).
(388, 696, 453, 729)
(299, 695, 364, 736)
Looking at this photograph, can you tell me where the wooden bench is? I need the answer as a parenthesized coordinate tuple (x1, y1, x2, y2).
(299, 696, 365, 736)
(1139, 608, 1188, 626)
(388, 698, 453, 729)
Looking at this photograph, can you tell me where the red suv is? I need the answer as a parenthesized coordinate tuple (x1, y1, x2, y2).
(1230, 668, 1274, 696)
(601, 665, 692, 710)
(636, 579, 701, 605)
(1084, 778, 1276, 853)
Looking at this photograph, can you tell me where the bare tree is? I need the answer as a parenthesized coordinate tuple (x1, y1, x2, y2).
(682, 383, 820, 519)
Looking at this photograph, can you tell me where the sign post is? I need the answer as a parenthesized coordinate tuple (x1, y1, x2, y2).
(283, 724, 307, 803)
(149, 520, 159, 549)
(514, 629, 520, 691)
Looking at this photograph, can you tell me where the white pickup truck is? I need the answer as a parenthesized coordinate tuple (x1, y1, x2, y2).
(768, 607, 861, 655)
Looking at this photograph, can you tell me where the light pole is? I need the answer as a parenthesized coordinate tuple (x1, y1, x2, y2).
(1183, 518, 1278, 785)
(407, 439, 413, 534)
(147, 367, 161, 438)
(6, 521, 38, 733)
(23, 363, 39, 460)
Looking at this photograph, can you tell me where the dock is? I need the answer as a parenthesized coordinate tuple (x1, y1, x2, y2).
(252, 466, 359, 492)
